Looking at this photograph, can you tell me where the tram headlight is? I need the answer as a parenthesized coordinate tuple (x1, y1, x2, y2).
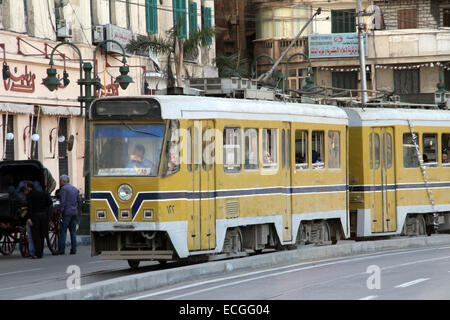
(117, 184, 133, 201)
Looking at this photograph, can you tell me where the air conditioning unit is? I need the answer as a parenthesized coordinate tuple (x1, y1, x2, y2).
(57, 19, 72, 38)
(93, 25, 104, 44)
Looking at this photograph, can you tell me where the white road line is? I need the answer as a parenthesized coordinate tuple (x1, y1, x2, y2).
(360, 295, 378, 300)
(0, 268, 43, 277)
(127, 245, 450, 300)
(395, 278, 430, 288)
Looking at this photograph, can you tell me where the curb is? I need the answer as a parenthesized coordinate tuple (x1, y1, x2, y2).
(22, 234, 450, 300)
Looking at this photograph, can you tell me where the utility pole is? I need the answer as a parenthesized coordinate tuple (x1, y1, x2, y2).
(257, 7, 321, 85)
(357, 0, 368, 105)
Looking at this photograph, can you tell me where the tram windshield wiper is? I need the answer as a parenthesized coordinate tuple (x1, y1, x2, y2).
(120, 122, 161, 137)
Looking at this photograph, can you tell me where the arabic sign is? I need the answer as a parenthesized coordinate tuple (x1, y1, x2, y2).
(308, 33, 367, 58)
(104, 24, 132, 56)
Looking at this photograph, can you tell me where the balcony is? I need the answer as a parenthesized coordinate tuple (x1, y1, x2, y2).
(253, 36, 309, 68)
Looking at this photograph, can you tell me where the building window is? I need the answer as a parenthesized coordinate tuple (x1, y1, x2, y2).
(444, 9, 450, 28)
(173, 0, 187, 38)
(403, 133, 419, 168)
(328, 131, 340, 169)
(244, 128, 258, 170)
(223, 127, 241, 172)
(2, 114, 13, 160)
(331, 10, 356, 33)
(262, 129, 277, 168)
(398, 9, 417, 29)
(58, 118, 68, 176)
(423, 133, 437, 167)
(201, 6, 212, 45)
(146, 0, 158, 34)
(189, 1, 197, 34)
(295, 130, 308, 169)
(394, 69, 419, 94)
(332, 71, 357, 96)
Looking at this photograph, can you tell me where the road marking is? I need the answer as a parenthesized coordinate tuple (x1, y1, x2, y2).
(0, 268, 43, 277)
(395, 278, 430, 288)
(360, 295, 378, 300)
(127, 245, 450, 300)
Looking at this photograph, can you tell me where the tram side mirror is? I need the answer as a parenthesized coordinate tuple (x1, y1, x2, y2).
(67, 134, 75, 151)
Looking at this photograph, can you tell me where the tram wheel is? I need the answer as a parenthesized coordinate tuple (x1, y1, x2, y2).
(128, 260, 140, 269)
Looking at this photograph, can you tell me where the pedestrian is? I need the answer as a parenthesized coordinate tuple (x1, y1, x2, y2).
(57, 175, 81, 255)
(25, 183, 53, 259)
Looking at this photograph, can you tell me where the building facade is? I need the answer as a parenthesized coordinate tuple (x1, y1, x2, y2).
(0, 0, 216, 195)
(249, 0, 450, 104)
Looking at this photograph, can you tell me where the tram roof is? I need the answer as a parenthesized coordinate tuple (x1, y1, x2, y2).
(343, 107, 450, 127)
(151, 95, 348, 125)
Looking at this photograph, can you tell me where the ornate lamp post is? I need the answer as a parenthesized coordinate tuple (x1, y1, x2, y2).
(42, 40, 133, 214)
(435, 62, 450, 109)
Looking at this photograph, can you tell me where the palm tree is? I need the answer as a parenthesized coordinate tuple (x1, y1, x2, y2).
(126, 24, 216, 89)
(214, 52, 248, 78)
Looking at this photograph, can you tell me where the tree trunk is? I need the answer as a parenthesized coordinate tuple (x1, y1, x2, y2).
(174, 39, 184, 88)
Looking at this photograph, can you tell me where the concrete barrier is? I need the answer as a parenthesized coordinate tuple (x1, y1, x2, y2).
(22, 234, 450, 300)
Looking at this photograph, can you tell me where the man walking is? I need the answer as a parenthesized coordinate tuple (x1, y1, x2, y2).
(26, 183, 53, 259)
(57, 175, 82, 255)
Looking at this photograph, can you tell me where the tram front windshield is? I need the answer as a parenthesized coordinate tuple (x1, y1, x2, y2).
(93, 123, 165, 176)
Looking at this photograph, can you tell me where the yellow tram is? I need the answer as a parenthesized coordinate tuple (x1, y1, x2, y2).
(344, 107, 450, 238)
(89, 96, 349, 266)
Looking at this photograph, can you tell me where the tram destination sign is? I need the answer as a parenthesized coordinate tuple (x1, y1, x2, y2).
(308, 33, 367, 58)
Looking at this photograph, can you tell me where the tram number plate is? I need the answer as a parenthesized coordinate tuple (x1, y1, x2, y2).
(167, 205, 175, 214)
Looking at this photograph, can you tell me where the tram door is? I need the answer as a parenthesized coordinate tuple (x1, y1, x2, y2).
(369, 127, 397, 233)
(187, 120, 216, 251)
(282, 123, 292, 242)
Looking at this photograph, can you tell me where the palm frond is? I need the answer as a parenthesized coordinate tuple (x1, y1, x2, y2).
(126, 34, 173, 55)
(184, 27, 217, 54)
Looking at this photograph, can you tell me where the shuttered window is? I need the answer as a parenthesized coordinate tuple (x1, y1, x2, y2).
(146, 0, 158, 34)
(201, 6, 212, 45)
(332, 71, 357, 96)
(394, 69, 420, 94)
(331, 10, 356, 33)
(173, 0, 187, 38)
(58, 118, 69, 176)
(397, 9, 417, 29)
(189, 1, 197, 34)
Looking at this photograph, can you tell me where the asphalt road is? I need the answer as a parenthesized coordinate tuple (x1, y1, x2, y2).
(120, 243, 450, 300)
(0, 245, 166, 300)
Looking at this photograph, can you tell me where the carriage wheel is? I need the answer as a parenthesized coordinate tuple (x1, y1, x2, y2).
(0, 232, 17, 256)
(47, 208, 60, 254)
(19, 227, 30, 258)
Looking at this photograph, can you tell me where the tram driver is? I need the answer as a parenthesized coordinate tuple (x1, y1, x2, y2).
(127, 144, 156, 175)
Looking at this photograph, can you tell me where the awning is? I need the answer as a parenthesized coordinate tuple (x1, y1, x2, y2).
(40, 106, 81, 116)
(0, 103, 34, 114)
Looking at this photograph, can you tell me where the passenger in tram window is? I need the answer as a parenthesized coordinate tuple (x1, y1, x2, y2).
(127, 144, 156, 174)
(312, 150, 320, 163)
(264, 152, 272, 164)
(443, 150, 449, 164)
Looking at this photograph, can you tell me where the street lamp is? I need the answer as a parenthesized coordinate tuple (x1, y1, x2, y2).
(42, 40, 133, 215)
(435, 62, 450, 109)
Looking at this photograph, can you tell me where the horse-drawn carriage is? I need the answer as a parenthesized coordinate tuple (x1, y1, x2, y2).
(0, 160, 60, 257)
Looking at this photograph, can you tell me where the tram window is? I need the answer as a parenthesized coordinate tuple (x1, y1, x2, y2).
(287, 129, 291, 170)
(403, 133, 419, 168)
(282, 130, 285, 169)
(262, 129, 277, 168)
(423, 133, 437, 167)
(373, 133, 380, 170)
(312, 131, 325, 169)
(328, 131, 340, 169)
(442, 134, 450, 167)
(295, 130, 308, 169)
(386, 133, 393, 169)
(202, 127, 214, 171)
(187, 126, 192, 171)
(162, 120, 180, 177)
(224, 127, 242, 172)
(244, 128, 258, 170)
